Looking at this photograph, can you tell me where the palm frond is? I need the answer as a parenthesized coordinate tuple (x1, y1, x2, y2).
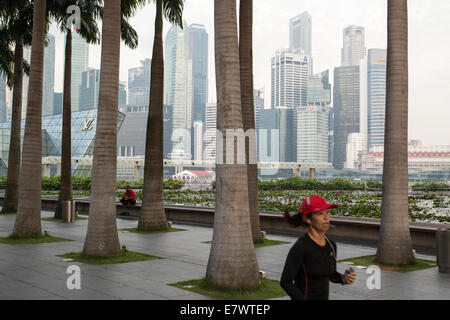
(163, 0, 184, 29)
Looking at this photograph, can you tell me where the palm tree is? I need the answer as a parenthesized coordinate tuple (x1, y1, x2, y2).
(205, 0, 260, 289)
(12, 0, 47, 237)
(239, 0, 261, 242)
(376, 0, 414, 265)
(51, 0, 102, 219)
(0, 1, 33, 214)
(138, 0, 184, 231)
(51, 0, 140, 220)
(82, 0, 123, 257)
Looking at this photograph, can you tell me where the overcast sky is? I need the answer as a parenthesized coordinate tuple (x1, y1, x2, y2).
(49, 0, 450, 145)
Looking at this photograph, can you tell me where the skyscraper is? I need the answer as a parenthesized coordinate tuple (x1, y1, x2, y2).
(0, 74, 6, 122)
(70, 31, 89, 112)
(341, 25, 366, 67)
(301, 70, 331, 164)
(79, 68, 130, 111)
(297, 105, 330, 164)
(258, 108, 296, 162)
(43, 33, 55, 116)
(367, 48, 387, 150)
(21, 46, 31, 118)
(289, 11, 312, 57)
(203, 102, 216, 161)
(118, 82, 127, 110)
(21, 35, 56, 118)
(307, 70, 331, 105)
(53, 92, 63, 115)
(187, 24, 208, 160)
(79, 68, 100, 111)
(187, 24, 208, 124)
(164, 24, 192, 160)
(163, 104, 173, 160)
(271, 48, 309, 109)
(333, 66, 360, 169)
(254, 88, 264, 154)
(127, 58, 151, 107)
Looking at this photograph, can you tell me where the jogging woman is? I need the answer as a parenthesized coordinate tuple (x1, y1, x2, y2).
(280, 195, 356, 300)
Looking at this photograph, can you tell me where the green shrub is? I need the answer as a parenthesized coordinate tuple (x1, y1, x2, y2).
(0, 175, 7, 189)
(412, 182, 450, 191)
(258, 177, 380, 191)
(163, 178, 184, 190)
(72, 176, 91, 191)
(41, 176, 60, 190)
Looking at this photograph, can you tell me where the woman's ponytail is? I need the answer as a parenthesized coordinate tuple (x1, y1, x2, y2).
(284, 209, 303, 227)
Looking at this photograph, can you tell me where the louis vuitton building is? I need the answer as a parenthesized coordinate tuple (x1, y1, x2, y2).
(0, 109, 125, 177)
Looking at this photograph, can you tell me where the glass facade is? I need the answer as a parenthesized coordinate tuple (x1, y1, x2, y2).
(367, 49, 387, 150)
(258, 108, 296, 162)
(164, 25, 192, 160)
(43, 33, 55, 117)
(0, 109, 125, 176)
(79, 68, 100, 111)
(333, 65, 360, 169)
(307, 69, 331, 105)
(0, 73, 6, 122)
(70, 32, 89, 112)
(128, 59, 151, 107)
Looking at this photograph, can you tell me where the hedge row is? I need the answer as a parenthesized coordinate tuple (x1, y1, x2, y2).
(258, 178, 450, 191)
(258, 177, 383, 191)
(0, 176, 184, 191)
(212, 177, 383, 191)
(411, 182, 450, 191)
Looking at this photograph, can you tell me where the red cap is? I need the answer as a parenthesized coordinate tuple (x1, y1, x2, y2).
(300, 195, 337, 215)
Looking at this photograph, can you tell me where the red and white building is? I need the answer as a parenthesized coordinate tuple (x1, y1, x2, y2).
(172, 170, 215, 187)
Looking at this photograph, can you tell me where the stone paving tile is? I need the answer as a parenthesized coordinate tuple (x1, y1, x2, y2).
(0, 280, 34, 293)
(1, 210, 450, 300)
(173, 293, 214, 300)
(1, 286, 64, 300)
(101, 285, 166, 300)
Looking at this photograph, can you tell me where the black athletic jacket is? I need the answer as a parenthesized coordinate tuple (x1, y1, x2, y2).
(280, 233, 344, 300)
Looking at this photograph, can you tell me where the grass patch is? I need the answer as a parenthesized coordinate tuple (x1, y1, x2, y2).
(253, 237, 291, 248)
(42, 216, 88, 222)
(57, 251, 163, 265)
(338, 255, 437, 273)
(0, 234, 72, 245)
(169, 278, 287, 300)
(0, 211, 16, 215)
(202, 237, 290, 248)
(120, 226, 186, 234)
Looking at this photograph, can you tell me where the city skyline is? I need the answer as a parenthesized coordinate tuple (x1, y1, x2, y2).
(44, 0, 450, 146)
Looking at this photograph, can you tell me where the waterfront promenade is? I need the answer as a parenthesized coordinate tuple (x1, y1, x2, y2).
(0, 210, 449, 300)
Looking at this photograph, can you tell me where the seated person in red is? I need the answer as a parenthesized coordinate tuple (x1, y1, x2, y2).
(120, 186, 136, 207)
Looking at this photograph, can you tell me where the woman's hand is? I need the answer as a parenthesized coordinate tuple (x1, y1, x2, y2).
(343, 269, 356, 285)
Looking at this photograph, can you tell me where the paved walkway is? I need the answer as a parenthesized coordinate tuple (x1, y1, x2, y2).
(0, 210, 449, 300)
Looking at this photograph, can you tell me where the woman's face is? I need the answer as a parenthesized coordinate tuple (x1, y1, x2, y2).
(308, 210, 331, 232)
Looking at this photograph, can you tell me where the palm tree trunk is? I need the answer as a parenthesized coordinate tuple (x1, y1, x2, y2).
(138, 0, 167, 231)
(205, 0, 260, 289)
(12, 0, 46, 237)
(2, 40, 23, 214)
(239, 0, 261, 242)
(55, 30, 73, 219)
(82, 0, 121, 257)
(376, 0, 414, 265)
